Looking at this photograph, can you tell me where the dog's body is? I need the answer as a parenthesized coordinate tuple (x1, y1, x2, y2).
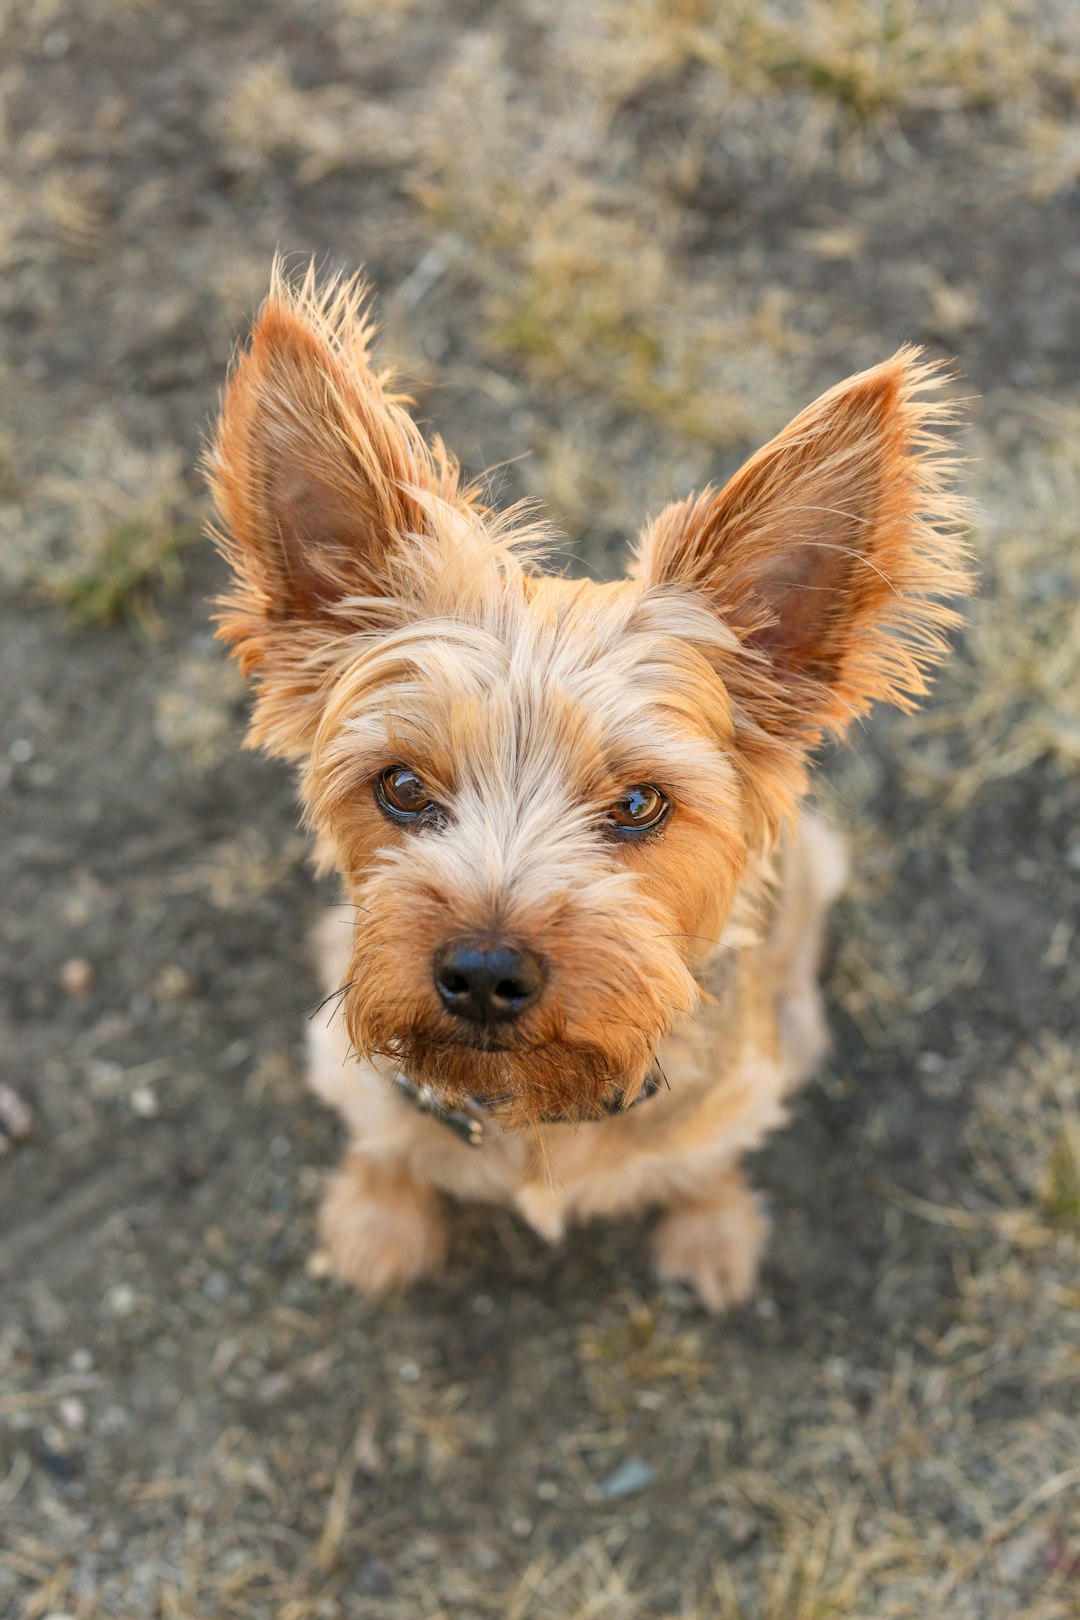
(308, 812, 847, 1306)
(208, 265, 968, 1310)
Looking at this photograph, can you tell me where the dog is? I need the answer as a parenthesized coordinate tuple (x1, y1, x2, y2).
(206, 263, 969, 1310)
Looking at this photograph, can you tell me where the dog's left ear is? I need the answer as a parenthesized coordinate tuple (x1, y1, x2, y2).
(636, 350, 971, 761)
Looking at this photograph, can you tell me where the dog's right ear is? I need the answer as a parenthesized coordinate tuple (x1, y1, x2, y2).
(206, 263, 475, 757)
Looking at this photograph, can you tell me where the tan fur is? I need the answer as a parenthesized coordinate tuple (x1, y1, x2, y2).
(207, 263, 971, 1310)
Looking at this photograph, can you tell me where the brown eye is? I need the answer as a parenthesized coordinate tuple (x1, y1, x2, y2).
(608, 784, 669, 834)
(377, 765, 435, 820)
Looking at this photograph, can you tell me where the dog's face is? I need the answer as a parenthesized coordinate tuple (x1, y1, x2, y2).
(304, 573, 747, 1123)
(208, 267, 968, 1126)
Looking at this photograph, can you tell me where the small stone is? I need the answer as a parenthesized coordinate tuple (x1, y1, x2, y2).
(596, 1457, 655, 1499)
(60, 958, 94, 997)
(536, 1479, 558, 1501)
(353, 1558, 393, 1596)
(9, 738, 34, 764)
(220, 1039, 252, 1070)
(130, 1086, 159, 1119)
(398, 1359, 421, 1384)
(29, 1283, 67, 1334)
(209, 1337, 241, 1376)
(58, 1397, 86, 1431)
(203, 1270, 229, 1301)
(154, 963, 192, 1001)
(256, 1372, 292, 1404)
(306, 1248, 334, 1279)
(511, 1515, 533, 1538)
(104, 1284, 137, 1317)
(41, 28, 70, 58)
(0, 1085, 33, 1152)
(472, 1293, 494, 1315)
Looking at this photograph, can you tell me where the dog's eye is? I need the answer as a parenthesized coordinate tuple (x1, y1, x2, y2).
(377, 766, 435, 820)
(608, 784, 669, 835)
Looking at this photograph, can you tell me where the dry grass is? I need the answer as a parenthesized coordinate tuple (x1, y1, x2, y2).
(407, 28, 812, 469)
(901, 404, 1080, 810)
(4, 0, 1077, 621)
(23, 412, 194, 629)
(218, 56, 415, 185)
(153, 651, 248, 773)
(522, 0, 1074, 122)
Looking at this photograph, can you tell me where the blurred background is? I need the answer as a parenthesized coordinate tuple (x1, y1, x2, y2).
(2, 2, 1079, 1616)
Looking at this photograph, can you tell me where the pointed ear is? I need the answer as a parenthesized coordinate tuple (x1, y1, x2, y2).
(635, 350, 971, 752)
(205, 263, 477, 756)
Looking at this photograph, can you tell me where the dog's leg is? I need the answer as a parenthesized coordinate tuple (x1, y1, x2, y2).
(766, 810, 849, 1092)
(651, 1165, 768, 1311)
(318, 1153, 448, 1295)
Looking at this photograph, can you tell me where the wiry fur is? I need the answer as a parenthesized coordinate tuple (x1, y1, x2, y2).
(207, 263, 971, 1309)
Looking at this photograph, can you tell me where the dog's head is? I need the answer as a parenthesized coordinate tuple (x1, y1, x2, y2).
(207, 265, 969, 1126)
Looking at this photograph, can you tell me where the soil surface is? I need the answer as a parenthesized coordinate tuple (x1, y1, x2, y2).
(2, 4, 1079, 1617)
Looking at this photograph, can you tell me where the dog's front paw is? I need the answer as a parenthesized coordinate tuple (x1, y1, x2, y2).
(317, 1153, 447, 1296)
(652, 1171, 768, 1312)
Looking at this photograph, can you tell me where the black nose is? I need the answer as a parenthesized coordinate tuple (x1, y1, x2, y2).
(433, 940, 546, 1026)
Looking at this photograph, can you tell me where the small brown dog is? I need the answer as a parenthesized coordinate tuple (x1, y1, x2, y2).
(207, 265, 968, 1310)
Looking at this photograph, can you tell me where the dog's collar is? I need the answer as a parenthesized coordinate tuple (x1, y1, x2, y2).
(393, 1070, 663, 1148)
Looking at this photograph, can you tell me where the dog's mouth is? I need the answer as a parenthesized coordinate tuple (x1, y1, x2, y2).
(441, 1034, 520, 1054)
(388, 1027, 552, 1059)
(391, 1063, 664, 1136)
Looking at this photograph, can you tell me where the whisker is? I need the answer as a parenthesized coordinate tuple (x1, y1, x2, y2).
(300, 980, 356, 1021)
(327, 994, 352, 1032)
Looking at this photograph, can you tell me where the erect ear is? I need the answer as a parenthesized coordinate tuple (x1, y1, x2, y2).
(205, 262, 479, 757)
(635, 349, 971, 761)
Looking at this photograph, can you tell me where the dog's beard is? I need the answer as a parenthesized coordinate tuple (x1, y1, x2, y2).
(348, 1014, 659, 1129)
(338, 881, 701, 1129)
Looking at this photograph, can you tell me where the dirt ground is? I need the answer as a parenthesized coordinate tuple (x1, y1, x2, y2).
(2, 2, 1079, 1616)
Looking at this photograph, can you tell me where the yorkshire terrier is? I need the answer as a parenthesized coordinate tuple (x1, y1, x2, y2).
(207, 264, 968, 1310)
